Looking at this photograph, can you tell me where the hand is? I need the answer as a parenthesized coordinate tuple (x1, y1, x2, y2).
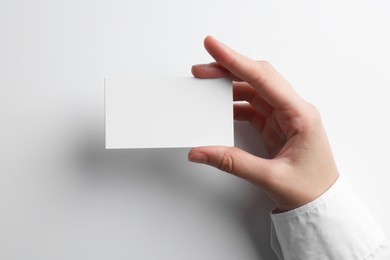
(188, 36, 339, 212)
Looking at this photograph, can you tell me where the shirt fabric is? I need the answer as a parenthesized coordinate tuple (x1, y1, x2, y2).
(270, 176, 390, 259)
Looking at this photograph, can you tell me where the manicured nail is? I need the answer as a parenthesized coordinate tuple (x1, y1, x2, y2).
(188, 152, 208, 164)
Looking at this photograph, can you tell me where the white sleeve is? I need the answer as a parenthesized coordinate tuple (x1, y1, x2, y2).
(270, 176, 390, 260)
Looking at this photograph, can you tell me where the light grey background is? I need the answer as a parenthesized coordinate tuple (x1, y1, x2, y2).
(1, 0, 390, 259)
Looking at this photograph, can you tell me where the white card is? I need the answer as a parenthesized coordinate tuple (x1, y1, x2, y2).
(105, 77, 233, 149)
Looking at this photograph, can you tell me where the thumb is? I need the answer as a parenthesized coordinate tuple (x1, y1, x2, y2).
(188, 146, 273, 185)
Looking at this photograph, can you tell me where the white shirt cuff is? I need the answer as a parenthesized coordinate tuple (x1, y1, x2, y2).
(270, 176, 389, 260)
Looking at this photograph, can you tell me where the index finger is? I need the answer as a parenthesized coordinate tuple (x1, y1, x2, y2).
(200, 36, 303, 110)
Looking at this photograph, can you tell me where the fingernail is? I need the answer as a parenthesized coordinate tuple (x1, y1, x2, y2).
(188, 152, 208, 164)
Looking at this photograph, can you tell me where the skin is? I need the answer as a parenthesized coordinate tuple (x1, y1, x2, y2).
(188, 36, 339, 212)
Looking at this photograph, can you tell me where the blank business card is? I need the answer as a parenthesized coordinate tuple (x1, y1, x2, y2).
(105, 77, 233, 149)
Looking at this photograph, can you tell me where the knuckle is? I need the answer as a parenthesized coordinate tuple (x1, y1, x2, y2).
(218, 151, 235, 173)
(258, 59, 271, 68)
(294, 102, 322, 132)
(304, 102, 322, 123)
(288, 102, 322, 135)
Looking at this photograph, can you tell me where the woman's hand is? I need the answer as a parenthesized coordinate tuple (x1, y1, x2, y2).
(188, 36, 339, 212)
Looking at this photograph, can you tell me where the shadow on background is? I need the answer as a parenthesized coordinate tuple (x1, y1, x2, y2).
(73, 119, 278, 260)
(233, 121, 278, 259)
